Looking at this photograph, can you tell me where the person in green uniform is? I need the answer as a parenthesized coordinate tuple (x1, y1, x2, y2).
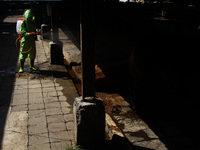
(19, 9, 37, 73)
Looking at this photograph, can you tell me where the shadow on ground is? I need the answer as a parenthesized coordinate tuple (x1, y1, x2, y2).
(0, 8, 22, 149)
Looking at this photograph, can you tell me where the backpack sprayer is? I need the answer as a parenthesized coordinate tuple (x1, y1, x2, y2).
(15, 17, 40, 53)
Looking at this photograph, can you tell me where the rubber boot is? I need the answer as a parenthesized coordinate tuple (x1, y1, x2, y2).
(19, 60, 24, 73)
(30, 59, 37, 71)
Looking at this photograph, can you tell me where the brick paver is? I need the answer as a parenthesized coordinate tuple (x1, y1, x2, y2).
(0, 10, 78, 149)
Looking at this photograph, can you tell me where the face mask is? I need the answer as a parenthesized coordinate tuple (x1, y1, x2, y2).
(27, 17, 32, 22)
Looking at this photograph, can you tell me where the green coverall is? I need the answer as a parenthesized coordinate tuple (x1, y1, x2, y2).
(19, 9, 37, 73)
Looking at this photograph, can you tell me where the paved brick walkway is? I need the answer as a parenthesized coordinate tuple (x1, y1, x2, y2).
(0, 10, 78, 150)
(2, 38, 78, 150)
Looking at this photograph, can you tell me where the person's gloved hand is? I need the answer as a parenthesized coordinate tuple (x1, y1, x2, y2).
(29, 32, 36, 36)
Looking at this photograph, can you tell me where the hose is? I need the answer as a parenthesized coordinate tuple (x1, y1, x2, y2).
(15, 37, 20, 50)
(15, 32, 40, 53)
(15, 37, 32, 53)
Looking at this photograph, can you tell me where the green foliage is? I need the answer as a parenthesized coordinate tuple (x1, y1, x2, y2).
(66, 147, 73, 150)
(66, 145, 82, 150)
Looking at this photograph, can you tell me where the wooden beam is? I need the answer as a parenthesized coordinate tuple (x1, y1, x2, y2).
(80, 0, 95, 100)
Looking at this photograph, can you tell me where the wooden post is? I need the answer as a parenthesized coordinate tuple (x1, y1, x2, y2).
(74, 2, 105, 148)
(80, 0, 95, 100)
(51, 3, 59, 42)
